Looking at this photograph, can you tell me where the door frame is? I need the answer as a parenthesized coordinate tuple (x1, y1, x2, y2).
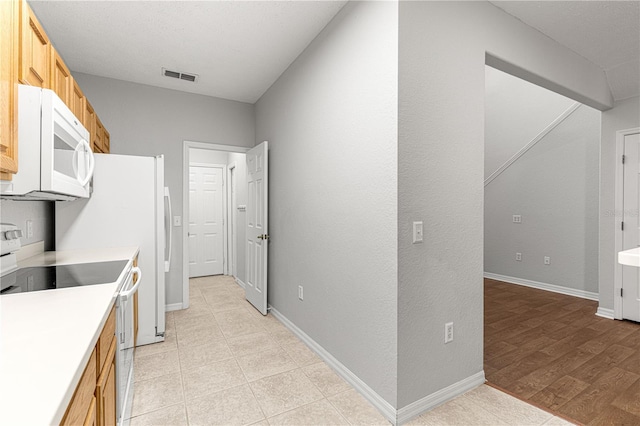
(182, 141, 249, 309)
(613, 127, 640, 319)
(227, 161, 238, 278)
(188, 162, 227, 279)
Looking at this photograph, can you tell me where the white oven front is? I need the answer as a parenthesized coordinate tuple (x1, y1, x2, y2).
(116, 265, 141, 426)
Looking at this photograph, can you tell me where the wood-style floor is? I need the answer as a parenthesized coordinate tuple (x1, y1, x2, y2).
(484, 278, 640, 426)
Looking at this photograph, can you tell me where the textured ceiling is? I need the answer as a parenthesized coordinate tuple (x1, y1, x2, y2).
(490, 1, 640, 101)
(29, 1, 639, 104)
(29, 1, 347, 104)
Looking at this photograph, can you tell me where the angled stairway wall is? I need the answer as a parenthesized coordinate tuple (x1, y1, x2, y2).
(484, 67, 601, 296)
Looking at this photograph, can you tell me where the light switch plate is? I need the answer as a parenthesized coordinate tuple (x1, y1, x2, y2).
(173, 216, 182, 227)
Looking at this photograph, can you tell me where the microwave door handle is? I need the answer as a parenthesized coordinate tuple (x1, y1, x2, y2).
(121, 266, 142, 302)
(77, 139, 95, 187)
(165, 187, 172, 273)
(71, 139, 94, 187)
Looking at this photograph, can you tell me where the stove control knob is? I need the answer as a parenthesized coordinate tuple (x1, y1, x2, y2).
(3, 230, 22, 240)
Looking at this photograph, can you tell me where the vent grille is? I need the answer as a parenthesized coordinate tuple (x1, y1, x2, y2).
(162, 67, 199, 83)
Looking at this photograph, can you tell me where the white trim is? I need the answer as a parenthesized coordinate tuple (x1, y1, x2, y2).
(484, 272, 599, 301)
(269, 306, 397, 425)
(596, 307, 615, 320)
(165, 302, 183, 312)
(182, 141, 250, 310)
(397, 372, 486, 425)
(484, 102, 581, 187)
(235, 277, 246, 289)
(614, 128, 640, 320)
(227, 162, 238, 278)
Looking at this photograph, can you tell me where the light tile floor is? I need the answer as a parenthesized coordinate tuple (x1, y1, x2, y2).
(130, 275, 575, 426)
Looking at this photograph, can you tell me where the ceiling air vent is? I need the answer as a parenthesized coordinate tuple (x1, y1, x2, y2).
(162, 67, 199, 83)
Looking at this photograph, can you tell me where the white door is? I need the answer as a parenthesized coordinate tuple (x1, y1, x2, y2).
(622, 133, 640, 322)
(246, 141, 269, 315)
(189, 165, 225, 277)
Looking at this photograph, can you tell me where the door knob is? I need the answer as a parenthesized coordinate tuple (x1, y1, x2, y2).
(257, 234, 270, 240)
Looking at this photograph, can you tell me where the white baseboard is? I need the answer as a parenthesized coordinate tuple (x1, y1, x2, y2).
(397, 371, 486, 425)
(165, 303, 183, 312)
(268, 306, 397, 425)
(235, 277, 246, 289)
(484, 272, 599, 301)
(596, 307, 615, 319)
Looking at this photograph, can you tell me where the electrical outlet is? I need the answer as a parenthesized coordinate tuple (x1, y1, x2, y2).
(512, 215, 522, 223)
(516, 252, 522, 261)
(544, 256, 551, 265)
(412, 221, 424, 244)
(26, 220, 33, 238)
(298, 285, 303, 300)
(173, 216, 182, 227)
(445, 322, 454, 343)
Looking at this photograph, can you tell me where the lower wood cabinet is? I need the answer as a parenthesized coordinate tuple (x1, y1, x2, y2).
(96, 339, 116, 426)
(61, 305, 116, 426)
(61, 349, 97, 426)
(85, 397, 97, 426)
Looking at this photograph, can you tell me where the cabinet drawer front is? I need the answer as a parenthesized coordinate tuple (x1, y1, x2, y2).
(98, 306, 116, 374)
(62, 348, 97, 426)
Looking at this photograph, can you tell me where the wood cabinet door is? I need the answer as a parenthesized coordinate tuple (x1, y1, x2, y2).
(103, 128, 110, 154)
(96, 339, 116, 426)
(84, 100, 97, 151)
(95, 117, 105, 153)
(61, 349, 97, 426)
(18, 1, 50, 88)
(0, 0, 19, 178)
(84, 397, 97, 426)
(50, 47, 71, 107)
(71, 78, 85, 124)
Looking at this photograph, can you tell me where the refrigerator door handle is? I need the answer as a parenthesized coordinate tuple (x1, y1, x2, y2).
(164, 187, 172, 273)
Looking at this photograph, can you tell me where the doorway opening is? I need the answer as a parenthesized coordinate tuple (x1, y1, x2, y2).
(482, 64, 621, 422)
(182, 141, 249, 308)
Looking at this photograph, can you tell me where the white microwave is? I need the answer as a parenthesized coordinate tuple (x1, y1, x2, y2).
(0, 85, 94, 201)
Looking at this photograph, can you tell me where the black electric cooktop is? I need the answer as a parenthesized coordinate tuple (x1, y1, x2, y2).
(0, 260, 128, 295)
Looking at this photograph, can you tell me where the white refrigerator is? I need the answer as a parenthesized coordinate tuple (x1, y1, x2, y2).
(56, 154, 171, 346)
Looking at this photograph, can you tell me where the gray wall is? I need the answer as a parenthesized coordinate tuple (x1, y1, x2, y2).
(599, 96, 640, 310)
(0, 200, 54, 250)
(397, 0, 611, 409)
(73, 73, 255, 306)
(256, 1, 399, 407)
(484, 66, 575, 180)
(485, 103, 600, 293)
(189, 149, 229, 166)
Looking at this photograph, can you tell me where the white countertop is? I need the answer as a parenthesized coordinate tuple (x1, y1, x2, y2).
(619, 248, 640, 267)
(0, 246, 139, 425)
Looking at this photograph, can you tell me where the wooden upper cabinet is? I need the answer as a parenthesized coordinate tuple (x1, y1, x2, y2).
(84, 100, 97, 151)
(103, 128, 110, 154)
(95, 117, 105, 153)
(71, 78, 85, 124)
(0, 0, 19, 178)
(18, 1, 50, 88)
(50, 47, 72, 107)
